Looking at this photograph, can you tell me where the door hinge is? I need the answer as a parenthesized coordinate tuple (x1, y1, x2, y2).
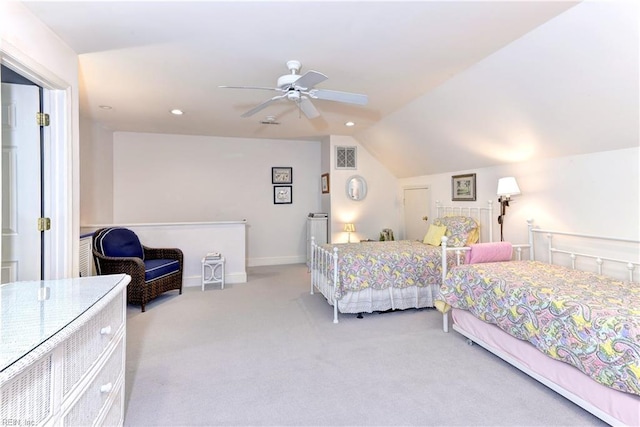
(38, 217, 51, 232)
(36, 112, 50, 127)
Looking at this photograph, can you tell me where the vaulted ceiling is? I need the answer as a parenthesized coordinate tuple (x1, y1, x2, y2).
(23, 1, 638, 177)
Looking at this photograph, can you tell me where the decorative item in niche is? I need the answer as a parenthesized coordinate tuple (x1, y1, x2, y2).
(272, 167, 292, 184)
(379, 228, 395, 241)
(321, 173, 330, 194)
(346, 175, 367, 201)
(273, 185, 292, 204)
(452, 173, 476, 201)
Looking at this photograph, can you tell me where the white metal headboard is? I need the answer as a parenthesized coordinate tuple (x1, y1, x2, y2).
(435, 200, 494, 243)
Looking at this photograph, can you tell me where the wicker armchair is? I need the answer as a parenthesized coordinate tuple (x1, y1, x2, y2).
(92, 227, 183, 312)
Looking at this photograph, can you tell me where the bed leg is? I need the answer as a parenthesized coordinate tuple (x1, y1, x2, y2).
(333, 303, 339, 324)
(443, 312, 450, 333)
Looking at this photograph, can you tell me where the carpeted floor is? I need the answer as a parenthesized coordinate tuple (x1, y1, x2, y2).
(123, 263, 605, 426)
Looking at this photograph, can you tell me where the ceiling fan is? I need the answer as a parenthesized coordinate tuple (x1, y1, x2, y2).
(219, 60, 368, 119)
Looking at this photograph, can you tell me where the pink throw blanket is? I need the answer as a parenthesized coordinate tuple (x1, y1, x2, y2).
(464, 242, 513, 264)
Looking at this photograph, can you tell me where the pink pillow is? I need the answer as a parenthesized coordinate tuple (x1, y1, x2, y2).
(465, 242, 513, 264)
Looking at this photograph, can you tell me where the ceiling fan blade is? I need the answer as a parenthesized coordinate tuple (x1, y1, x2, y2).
(219, 85, 281, 92)
(297, 97, 320, 119)
(241, 94, 286, 118)
(309, 89, 368, 105)
(292, 70, 328, 91)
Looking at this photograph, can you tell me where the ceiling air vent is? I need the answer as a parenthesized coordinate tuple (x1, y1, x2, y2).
(260, 116, 280, 125)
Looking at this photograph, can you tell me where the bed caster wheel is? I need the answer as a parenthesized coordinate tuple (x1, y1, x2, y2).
(357, 313, 363, 319)
(466, 339, 474, 346)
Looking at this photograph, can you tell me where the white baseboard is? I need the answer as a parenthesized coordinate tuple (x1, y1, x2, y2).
(183, 271, 247, 287)
(247, 255, 305, 267)
(183, 255, 304, 287)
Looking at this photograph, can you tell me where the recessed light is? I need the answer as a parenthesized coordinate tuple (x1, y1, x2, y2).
(99, 105, 112, 110)
(345, 121, 355, 127)
(170, 109, 184, 115)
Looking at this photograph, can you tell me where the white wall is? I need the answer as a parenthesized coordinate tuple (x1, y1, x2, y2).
(320, 136, 332, 219)
(75, 0, 637, 269)
(399, 147, 640, 246)
(327, 135, 401, 243)
(85, 131, 401, 267)
(1, 1, 80, 278)
(356, 1, 638, 178)
(111, 132, 321, 266)
(81, 222, 248, 287)
(80, 116, 114, 224)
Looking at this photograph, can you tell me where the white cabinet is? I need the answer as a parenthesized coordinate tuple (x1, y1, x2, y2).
(0, 274, 131, 426)
(306, 217, 328, 265)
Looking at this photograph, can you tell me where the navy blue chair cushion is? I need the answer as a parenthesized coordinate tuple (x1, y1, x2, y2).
(144, 259, 181, 282)
(93, 227, 144, 259)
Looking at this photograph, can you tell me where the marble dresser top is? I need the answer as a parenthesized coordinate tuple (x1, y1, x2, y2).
(0, 274, 128, 372)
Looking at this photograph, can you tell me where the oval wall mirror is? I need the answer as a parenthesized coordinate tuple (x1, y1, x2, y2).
(346, 175, 367, 201)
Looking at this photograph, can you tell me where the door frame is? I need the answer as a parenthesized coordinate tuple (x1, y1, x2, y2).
(1, 46, 72, 279)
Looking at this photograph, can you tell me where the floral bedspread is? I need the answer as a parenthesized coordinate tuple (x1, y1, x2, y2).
(324, 240, 455, 300)
(440, 260, 640, 395)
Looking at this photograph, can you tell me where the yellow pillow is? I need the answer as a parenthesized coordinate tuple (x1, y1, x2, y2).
(423, 224, 447, 246)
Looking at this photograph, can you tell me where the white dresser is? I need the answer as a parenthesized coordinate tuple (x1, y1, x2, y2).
(0, 274, 131, 426)
(306, 216, 328, 266)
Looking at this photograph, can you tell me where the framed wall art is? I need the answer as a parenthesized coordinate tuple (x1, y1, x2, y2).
(451, 173, 476, 201)
(272, 167, 292, 184)
(321, 173, 330, 194)
(274, 185, 292, 204)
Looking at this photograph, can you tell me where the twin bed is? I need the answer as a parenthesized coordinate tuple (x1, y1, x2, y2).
(438, 222, 640, 426)
(309, 201, 493, 323)
(310, 207, 639, 425)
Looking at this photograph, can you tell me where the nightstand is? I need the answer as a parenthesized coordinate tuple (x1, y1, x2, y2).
(202, 256, 225, 290)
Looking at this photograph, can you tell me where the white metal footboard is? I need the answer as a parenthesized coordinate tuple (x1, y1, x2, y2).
(440, 225, 529, 333)
(310, 238, 440, 323)
(309, 200, 497, 324)
(310, 237, 340, 323)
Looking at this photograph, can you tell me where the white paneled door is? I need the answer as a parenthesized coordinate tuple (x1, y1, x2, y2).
(1, 83, 41, 283)
(403, 187, 430, 241)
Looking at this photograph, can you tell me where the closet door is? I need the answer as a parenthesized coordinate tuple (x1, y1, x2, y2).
(403, 187, 430, 241)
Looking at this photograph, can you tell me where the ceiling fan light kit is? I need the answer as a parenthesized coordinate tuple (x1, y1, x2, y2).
(220, 60, 368, 120)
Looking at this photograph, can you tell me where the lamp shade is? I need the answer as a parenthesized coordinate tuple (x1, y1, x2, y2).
(497, 177, 521, 197)
(343, 223, 356, 232)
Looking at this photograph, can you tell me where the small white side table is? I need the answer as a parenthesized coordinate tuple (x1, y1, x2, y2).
(201, 257, 225, 291)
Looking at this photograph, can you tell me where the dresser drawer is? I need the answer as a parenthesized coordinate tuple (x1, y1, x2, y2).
(0, 355, 53, 425)
(63, 339, 124, 427)
(62, 291, 124, 397)
(101, 385, 124, 427)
